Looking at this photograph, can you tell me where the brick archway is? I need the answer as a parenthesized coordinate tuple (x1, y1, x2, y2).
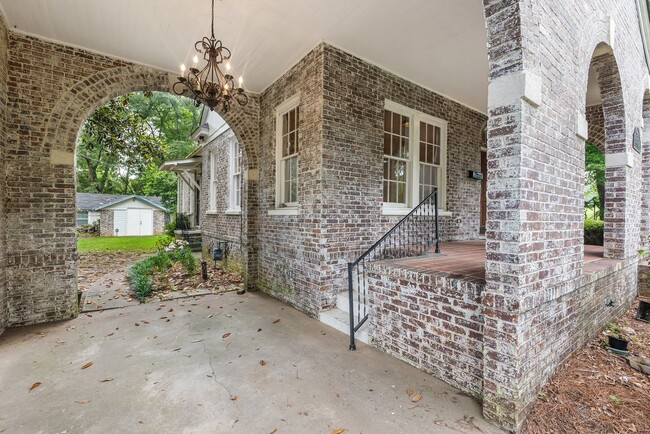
(42, 63, 261, 310)
(44, 64, 259, 168)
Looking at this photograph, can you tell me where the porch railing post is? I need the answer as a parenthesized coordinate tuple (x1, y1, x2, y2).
(348, 261, 356, 351)
(434, 190, 440, 254)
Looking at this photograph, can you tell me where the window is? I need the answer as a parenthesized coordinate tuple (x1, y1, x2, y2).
(209, 151, 217, 212)
(229, 141, 242, 212)
(383, 101, 447, 214)
(275, 93, 300, 208)
(76, 211, 88, 226)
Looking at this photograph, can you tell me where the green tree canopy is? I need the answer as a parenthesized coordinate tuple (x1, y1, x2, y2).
(76, 92, 201, 212)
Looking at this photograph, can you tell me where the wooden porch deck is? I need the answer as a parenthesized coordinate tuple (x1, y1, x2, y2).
(386, 240, 619, 282)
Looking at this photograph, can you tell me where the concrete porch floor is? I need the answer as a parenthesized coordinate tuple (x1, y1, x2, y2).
(0, 291, 500, 434)
(390, 240, 618, 281)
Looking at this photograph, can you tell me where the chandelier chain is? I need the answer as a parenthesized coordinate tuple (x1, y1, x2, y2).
(211, 0, 215, 39)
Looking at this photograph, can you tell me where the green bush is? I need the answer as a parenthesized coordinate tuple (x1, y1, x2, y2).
(164, 220, 176, 237)
(168, 246, 197, 275)
(584, 219, 604, 246)
(128, 247, 197, 301)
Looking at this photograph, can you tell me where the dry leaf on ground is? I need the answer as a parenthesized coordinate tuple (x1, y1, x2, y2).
(222, 333, 231, 339)
(332, 429, 346, 434)
(75, 400, 91, 404)
(406, 387, 414, 396)
(230, 394, 237, 401)
(273, 319, 280, 324)
(99, 378, 113, 382)
(260, 360, 266, 366)
(29, 382, 41, 391)
(411, 393, 422, 402)
(81, 361, 93, 369)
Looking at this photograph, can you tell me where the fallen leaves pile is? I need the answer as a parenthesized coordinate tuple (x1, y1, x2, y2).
(523, 297, 650, 434)
(78, 251, 148, 294)
(150, 261, 243, 299)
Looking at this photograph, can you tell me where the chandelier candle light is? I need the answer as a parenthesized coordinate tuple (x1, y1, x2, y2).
(173, 0, 248, 112)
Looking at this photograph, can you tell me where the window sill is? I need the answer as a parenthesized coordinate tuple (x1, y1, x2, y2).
(382, 207, 452, 217)
(268, 208, 300, 216)
(225, 209, 241, 216)
(206, 210, 218, 215)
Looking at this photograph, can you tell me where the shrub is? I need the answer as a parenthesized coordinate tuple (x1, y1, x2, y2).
(584, 219, 604, 246)
(164, 220, 176, 237)
(168, 246, 197, 275)
(128, 246, 197, 301)
(128, 260, 155, 301)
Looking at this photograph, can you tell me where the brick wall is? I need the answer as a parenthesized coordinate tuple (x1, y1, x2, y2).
(255, 45, 325, 315)
(153, 210, 165, 235)
(586, 104, 605, 151)
(320, 44, 487, 307)
(99, 210, 113, 237)
(196, 128, 247, 272)
(3, 30, 259, 327)
(368, 264, 485, 398)
(482, 0, 647, 429)
(0, 13, 8, 334)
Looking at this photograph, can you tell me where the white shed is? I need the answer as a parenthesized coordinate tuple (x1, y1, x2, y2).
(96, 195, 168, 236)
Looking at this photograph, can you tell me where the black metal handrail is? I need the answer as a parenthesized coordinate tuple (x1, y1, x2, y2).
(347, 189, 440, 350)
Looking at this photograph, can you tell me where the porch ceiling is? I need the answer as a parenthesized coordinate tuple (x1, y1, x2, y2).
(0, 0, 491, 112)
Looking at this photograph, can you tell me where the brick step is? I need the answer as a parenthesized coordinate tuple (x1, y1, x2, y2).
(319, 307, 370, 344)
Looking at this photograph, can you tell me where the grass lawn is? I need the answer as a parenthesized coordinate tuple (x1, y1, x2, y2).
(77, 235, 169, 253)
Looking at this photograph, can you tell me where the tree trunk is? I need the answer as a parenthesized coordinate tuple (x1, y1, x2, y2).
(82, 156, 97, 183)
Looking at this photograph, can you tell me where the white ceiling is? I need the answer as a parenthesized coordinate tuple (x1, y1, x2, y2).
(0, 0, 492, 112)
(0, 0, 604, 114)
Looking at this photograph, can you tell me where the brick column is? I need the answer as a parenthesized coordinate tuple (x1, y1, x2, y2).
(481, 1, 531, 429)
(641, 93, 650, 248)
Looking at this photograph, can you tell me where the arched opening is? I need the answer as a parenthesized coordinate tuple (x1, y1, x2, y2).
(41, 65, 259, 316)
(582, 44, 627, 261)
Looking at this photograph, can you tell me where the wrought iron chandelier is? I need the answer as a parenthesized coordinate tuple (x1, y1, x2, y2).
(173, 0, 248, 113)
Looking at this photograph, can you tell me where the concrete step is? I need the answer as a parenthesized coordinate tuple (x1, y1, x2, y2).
(319, 307, 370, 344)
(336, 291, 369, 315)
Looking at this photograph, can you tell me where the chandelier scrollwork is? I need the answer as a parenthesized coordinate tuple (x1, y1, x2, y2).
(173, 0, 248, 113)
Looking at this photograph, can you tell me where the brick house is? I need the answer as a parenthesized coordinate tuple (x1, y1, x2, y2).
(161, 108, 246, 265)
(1, 1, 650, 431)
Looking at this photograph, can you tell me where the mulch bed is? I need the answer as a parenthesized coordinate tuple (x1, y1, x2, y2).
(149, 261, 244, 300)
(523, 297, 650, 434)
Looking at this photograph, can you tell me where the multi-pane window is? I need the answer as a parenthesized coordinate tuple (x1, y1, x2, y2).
(419, 121, 442, 201)
(276, 94, 300, 208)
(382, 101, 447, 212)
(383, 110, 410, 204)
(230, 141, 242, 211)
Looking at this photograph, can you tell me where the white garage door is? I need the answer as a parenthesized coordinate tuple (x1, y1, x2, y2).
(126, 209, 153, 236)
(113, 210, 127, 236)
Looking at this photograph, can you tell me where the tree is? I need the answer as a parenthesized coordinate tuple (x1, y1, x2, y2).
(76, 92, 201, 211)
(585, 141, 605, 220)
(77, 95, 165, 194)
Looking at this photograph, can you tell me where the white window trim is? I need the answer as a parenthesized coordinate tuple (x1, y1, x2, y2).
(228, 140, 242, 213)
(208, 151, 217, 212)
(268, 208, 300, 216)
(382, 100, 448, 215)
(274, 92, 301, 211)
